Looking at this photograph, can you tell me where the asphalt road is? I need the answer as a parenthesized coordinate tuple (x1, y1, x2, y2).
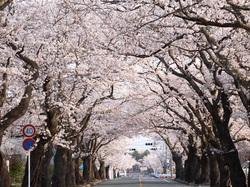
(95, 175, 188, 187)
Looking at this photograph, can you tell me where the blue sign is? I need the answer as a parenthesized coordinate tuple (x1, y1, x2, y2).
(22, 138, 35, 151)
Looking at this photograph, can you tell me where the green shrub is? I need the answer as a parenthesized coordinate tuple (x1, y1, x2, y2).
(10, 157, 25, 185)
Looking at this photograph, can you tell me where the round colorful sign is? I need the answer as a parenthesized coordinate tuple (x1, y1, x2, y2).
(22, 138, 36, 151)
(22, 124, 36, 137)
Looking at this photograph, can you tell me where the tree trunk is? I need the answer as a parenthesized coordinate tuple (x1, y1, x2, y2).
(113, 169, 117, 179)
(99, 160, 106, 180)
(212, 93, 247, 187)
(210, 154, 220, 187)
(82, 155, 94, 182)
(194, 158, 201, 184)
(163, 166, 167, 174)
(215, 130, 247, 187)
(41, 144, 54, 187)
(65, 152, 75, 187)
(172, 152, 184, 180)
(82, 157, 88, 182)
(93, 163, 101, 180)
(22, 141, 53, 187)
(184, 144, 200, 183)
(105, 166, 110, 180)
(199, 154, 210, 184)
(75, 158, 81, 185)
(52, 146, 70, 187)
(218, 156, 230, 187)
(0, 151, 11, 187)
(224, 150, 246, 187)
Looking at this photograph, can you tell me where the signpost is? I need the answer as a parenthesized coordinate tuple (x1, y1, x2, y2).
(22, 124, 36, 187)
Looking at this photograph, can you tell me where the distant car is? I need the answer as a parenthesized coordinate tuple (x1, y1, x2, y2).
(158, 173, 176, 179)
(159, 174, 168, 179)
(151, 173, 160, 178)
(119, 172, 126, 177)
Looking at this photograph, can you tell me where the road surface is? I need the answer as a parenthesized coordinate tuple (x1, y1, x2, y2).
(95, 175, 188, 187)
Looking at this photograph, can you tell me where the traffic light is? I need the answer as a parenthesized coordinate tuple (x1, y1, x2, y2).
(150, 148, 157, 150)
(145, 143, 153, 146)
(129, 148, 136, 151)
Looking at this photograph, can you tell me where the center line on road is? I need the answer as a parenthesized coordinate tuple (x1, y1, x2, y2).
(139, 176, 144, 187)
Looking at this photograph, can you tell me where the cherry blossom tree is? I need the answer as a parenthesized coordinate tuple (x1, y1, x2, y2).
(0, 1, 249, 187)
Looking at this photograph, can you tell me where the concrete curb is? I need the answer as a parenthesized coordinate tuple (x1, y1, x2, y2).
(75, 179, 105, 187)
(90, 180, 102, 186)
(175, 179, 190, 185)
(175, 179, 209, 186)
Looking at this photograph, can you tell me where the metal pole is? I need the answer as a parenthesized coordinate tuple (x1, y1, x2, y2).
(166, 146, 168, 177)
(28, 151, 31, 187)
(170, 158, 173, 178)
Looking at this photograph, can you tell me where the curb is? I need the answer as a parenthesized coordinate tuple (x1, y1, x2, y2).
(75, 179, 104, 187)
(175, 179, 189, 185)
(175, 179, 209, 186)
(90, 180, 102, 186)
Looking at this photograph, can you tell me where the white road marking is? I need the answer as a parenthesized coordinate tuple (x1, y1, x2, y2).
(164, 179, 170, 183)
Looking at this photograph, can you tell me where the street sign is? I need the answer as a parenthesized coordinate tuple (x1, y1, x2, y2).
(22, 124, 36, 187)
(22, 138, 36, 151)
(22, 124, 36, 137)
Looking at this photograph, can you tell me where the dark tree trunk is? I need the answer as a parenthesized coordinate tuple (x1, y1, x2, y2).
(184, 144, 200, 183)
(172, 152, 184, 180)
(82, 157, 88, 182)
(105, 166, 110, 180)
(163, 166, 167, 174)
(75, 158, 81, 185)
(99, 160, 106, 180)
(113, 169, 117, 179)
(212, 93, 247, 187)
(218, 156, 230, 187)
(82, 155, 94, 182)
(70, 162, 76, 186)
(22, 141, 53, 187)
(224, 151, 246, 187)
(184, 157, 191, 182)
(52, 146, 67, 187)
(94, 163, 101, 180)
(41, 144, 54, 187)
(194, 158, 201, 184)
(219, 166, 230, 187)
(0, 151, 11, 187)
(199, 154, 210, 184)
(210, 154, 220, 187)
(65, 152, 75, 187)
